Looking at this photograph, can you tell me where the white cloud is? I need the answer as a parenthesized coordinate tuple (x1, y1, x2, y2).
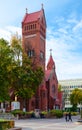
(0, 12, 82, 80)
(46, 35, 82, 80)
(0, 22, 82, 80)
(46, 15, 82, 80)
(0, 29, 11, 41)
(5, 26, 22, 36)
(0, 26, 22, 41)
(73, 20, 82, 32)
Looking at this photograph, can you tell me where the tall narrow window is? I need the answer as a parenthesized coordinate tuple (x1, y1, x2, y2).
(40, 52, 44, 59)
(52, 85, 55, 93)
(28, 50, 34, 57)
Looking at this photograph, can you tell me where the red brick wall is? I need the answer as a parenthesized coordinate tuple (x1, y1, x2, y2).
(22, 10, 46, 111)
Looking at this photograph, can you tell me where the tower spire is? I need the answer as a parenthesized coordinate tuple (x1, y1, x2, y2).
(49, 49, 52, 56)
(41, 3, 43, 10)
(47, 49, 55, 70)
(26, 8, 28, 14)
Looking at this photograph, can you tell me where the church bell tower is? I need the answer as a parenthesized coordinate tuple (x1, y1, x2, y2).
(22, 5, 46, 71)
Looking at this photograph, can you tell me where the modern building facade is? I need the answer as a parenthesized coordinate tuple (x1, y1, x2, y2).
(59, 79, 82, 110)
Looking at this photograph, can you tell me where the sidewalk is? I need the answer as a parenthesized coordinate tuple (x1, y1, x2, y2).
(15, 115, 82, 130)
(69, 125, 82, 130)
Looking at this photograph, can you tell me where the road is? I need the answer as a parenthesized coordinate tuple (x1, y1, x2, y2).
(15, 115, 82, 130)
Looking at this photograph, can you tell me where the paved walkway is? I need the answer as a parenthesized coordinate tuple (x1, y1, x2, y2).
(15, 115, 82, 130)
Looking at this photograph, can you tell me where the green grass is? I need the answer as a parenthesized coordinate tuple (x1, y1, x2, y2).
(0, 119, 7, 122)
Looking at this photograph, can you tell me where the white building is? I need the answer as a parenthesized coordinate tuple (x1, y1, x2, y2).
(59, 79, 82, 110)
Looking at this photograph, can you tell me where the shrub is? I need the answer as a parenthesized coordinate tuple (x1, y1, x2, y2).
(11, 110, 34, 119)
(11, 109, 23, 116)
(0, 119, 14, 130)
(71, 112, 78, 116)
(41, 111, 47, 115)
(63, 111, 78, 116)
(50, 110, 63, 118)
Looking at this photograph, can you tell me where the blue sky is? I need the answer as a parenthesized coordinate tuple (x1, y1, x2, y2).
(0, 0, 82, 80)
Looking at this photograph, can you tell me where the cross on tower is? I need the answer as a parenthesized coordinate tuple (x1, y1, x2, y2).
(41, 3, 43, 9)
(49, 49, 52, 56)
(26, 8, 28, 14)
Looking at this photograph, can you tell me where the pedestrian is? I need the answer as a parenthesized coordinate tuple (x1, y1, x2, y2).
(65, 113, 68, 122)
(68, 112, 72, 122)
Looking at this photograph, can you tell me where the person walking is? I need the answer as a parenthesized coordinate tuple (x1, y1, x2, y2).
(68, 112, 72, 122)
(65, 113, 68, 122)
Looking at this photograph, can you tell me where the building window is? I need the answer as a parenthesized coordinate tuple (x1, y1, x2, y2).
(29, 25, 30, 30)
(52, 85, 55, 93)
(34, 24, 36, 29)
(25, 26, 26, 31)
(28, 50, 35, 57)
(40, 52, 44, 59)
(27, 26, 29, 30)
(31, 25, 32, 29)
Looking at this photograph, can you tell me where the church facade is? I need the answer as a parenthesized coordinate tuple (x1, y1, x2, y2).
(21, 6, 62, 111)
(0, 6, 62, 112)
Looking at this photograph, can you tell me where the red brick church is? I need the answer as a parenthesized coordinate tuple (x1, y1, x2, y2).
(20, 6, 62, 111)
(0, 6, 62, 112)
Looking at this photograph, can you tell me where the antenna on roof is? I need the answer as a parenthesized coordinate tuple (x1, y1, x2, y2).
(41, 3, 43, 10)
(49, 49, 52, 56)
(26, 8, 28, 14)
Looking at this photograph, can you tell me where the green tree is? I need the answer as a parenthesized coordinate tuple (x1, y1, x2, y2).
(0, 35, 44, 108)
(10, 35, 44, 99)
(10, 33, 22, 65)
(70, 88, 82, 112)
(0, 38, 13, 101)
(70, 88, 82, 106)
(58, 84, 62, 92)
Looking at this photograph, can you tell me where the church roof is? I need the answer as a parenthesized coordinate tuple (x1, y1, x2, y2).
(22, 11, 42, 24)
(45, 54, 57, 81)
(47, 55, 55, 70)
(45, 70, 51, 81)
